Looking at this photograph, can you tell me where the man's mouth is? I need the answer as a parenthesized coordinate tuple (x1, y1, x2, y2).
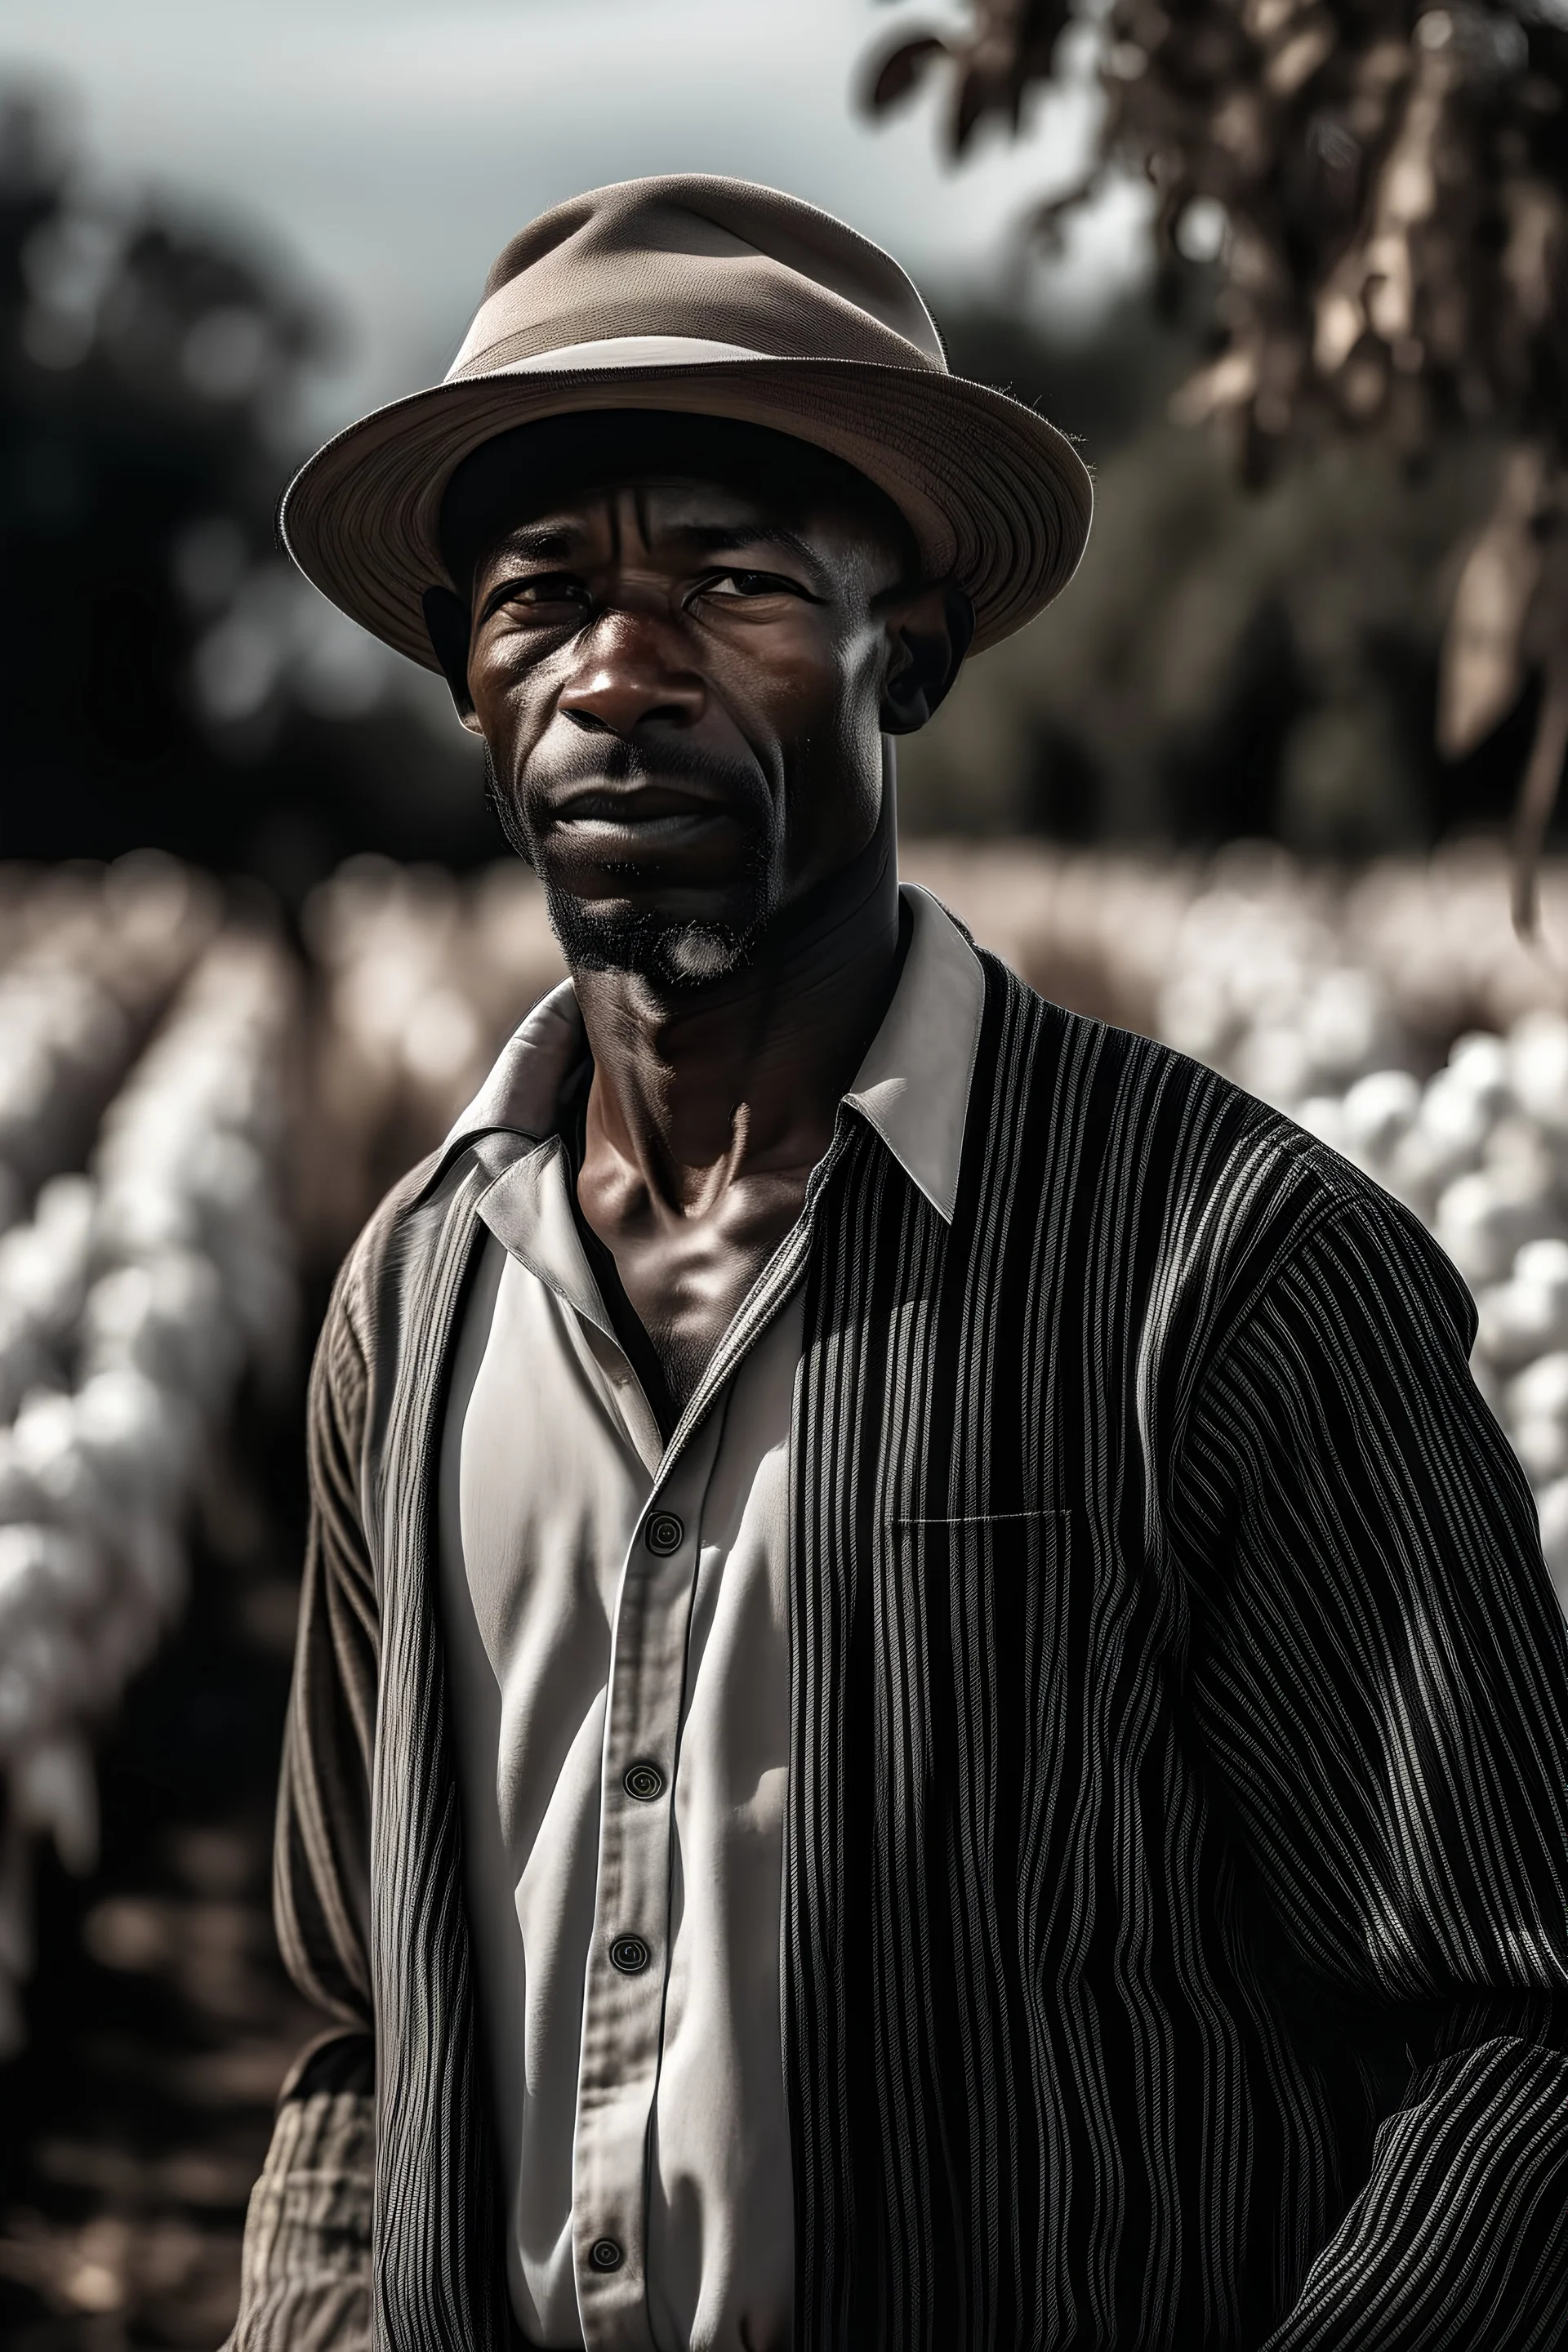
(550, 785, 737, 847)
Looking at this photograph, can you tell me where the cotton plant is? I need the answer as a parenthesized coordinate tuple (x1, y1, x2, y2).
(0, 931, 298, 2056)
(1195, 971, 1568, 1613)
(0, 858, 217, 1236)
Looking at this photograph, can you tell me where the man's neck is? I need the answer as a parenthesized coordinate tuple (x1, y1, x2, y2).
(572, 817, 902, 1214)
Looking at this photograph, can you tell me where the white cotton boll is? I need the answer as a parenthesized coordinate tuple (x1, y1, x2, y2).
(1433, 1163, 1562, 1286)
(1510, 1013, 1568, 1139)
(1247, 958, 1316, 1031)
(1299, 969, 1396, 1089)
(73, 1368, 194, 1506)
(0, 1229, 57, 1316)
(1341, 1069, 1422, 1170)
(1537, 1477, 1568, 1615)
(1420, 1069, 1495, 1158)
(1381, 1131, 1453, 1218)
(81, 1254, 232, 1396)
(339, 948, 430, 1050)
(1506, 1350, 1568, 1428)
(12, 1738, 98, 1875)
(78, 1262, 156, 1353)
(1510, 1417, 1568, 1486)
(1483, 1115, 1557, 1183)
(1515, 1236, 1568, 1291)
(1385, 1073, 1490, 1214)
(1294, 1097, 1352, 1155)
(1446, 1031, 1514, 1116)
(1233, 1027, 1315, 1111)
(95, 1178, 199, 1260)
(404, 989, 482, 1088)
(1475, 1276, 1568, 1373)
(11, 1389, 95, 1512)
(0, 1524, 102, 1638)
(0, 1183, 94, 1332)
(32, 1173, 96, 1245)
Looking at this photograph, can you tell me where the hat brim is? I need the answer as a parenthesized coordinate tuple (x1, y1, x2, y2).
(279, 356, 1094, 666)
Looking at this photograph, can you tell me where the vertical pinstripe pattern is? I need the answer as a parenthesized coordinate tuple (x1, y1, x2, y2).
(365, 1161, 507, 2352)
(236, 952, 1568, 2352)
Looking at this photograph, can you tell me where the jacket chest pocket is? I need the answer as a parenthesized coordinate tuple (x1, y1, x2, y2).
(880, 1510, 1073, 1798)
(891, 1508, 1071, 1595)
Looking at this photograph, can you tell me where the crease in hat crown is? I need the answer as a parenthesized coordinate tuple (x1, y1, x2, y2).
(280, 172, 1094, 672)
(449, 176, 951, 381)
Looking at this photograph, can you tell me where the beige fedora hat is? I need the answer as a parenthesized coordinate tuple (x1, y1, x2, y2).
(281, 175, 1093, 666)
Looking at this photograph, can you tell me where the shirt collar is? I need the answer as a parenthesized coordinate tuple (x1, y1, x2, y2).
(439, 883, 985, 1225)
(839, 884, 984, 1223)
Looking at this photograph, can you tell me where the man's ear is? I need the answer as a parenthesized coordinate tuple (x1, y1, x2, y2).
(879, 583, 975, 736)
(422, 586, 483, 733)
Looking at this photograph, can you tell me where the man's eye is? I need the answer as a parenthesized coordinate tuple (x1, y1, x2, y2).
(699, 569, 798, 599)
(489, 576, 589, 621)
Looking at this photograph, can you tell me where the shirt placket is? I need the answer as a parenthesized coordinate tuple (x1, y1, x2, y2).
(572, 1410, 724, 2350)
(568, 1124, 849, 2349)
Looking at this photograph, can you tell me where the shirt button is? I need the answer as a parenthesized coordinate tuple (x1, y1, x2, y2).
(645, 1511, 684, 1555)
(589, 2238, 622, 2272)
(623, 1761, 665, 1802)
(610, 1933, 651, 1975)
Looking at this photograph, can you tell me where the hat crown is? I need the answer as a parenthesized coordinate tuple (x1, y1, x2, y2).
(449, 174, 947, 381)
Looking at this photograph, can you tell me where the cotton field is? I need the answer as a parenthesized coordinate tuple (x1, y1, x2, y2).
(0, 866, 299, 2055)
(5, 837, 1568, 2053)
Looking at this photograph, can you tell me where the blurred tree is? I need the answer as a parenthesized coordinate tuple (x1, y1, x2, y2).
(0, 89, 488, 898)
(868, 0, 1568, 889)
(897, 416, 1503, 849)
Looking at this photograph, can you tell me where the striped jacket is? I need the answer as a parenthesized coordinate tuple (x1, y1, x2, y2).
(232, 947, 1568, 2352)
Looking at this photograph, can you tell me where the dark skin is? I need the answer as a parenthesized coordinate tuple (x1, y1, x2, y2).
(430, 433, 969, 1419)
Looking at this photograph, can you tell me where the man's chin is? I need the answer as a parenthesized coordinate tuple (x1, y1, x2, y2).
(543, 889, 768, 993)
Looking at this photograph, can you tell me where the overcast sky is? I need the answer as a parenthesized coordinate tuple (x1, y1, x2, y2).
(2, 0, 1147, 431)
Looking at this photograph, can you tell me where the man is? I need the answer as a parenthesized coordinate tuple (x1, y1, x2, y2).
(233, 177, 1568, 2352)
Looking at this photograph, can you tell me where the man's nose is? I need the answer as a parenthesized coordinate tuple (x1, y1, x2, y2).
(557, 613, 705, 736)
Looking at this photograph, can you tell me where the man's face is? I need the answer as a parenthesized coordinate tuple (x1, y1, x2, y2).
(459, 462, 923, 990)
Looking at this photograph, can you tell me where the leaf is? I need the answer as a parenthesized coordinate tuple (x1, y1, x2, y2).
(1510, 650, 1568, 940)
(1437, 444, 1545, 762)
(864, 34, 951, 114)
(952, 69, 996, 154)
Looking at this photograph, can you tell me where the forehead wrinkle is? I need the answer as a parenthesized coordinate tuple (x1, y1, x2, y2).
(478, 497, 846, 597)
(479, 519, 586, 567)
(673, 521, 813, 556)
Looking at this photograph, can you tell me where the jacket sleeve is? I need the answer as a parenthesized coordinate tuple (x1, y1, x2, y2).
(225, 1261, 379, 2352)
(1170, 1183, 1568, 2351)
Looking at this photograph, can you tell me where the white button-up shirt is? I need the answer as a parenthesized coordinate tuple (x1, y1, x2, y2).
(436, 887, 984, 2352)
